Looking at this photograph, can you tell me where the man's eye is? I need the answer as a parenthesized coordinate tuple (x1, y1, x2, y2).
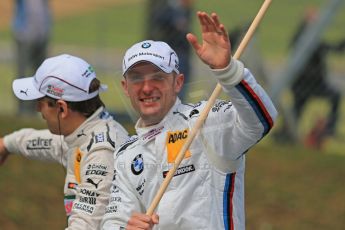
(151, 75, 165, 81)
(127, 75, 143, 83)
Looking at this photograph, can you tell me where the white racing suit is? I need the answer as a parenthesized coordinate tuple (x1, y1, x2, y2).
(4, 107, 129, 230)
(102, 59, 278, 230)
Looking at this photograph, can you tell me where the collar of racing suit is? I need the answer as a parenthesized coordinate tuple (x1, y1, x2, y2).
(135, 98, 182, 141)
(63, 106, 106, 148)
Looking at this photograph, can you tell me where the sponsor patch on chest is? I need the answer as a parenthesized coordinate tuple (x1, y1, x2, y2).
(163, 164, 195, 178)
(166, 129, 191, 163)
(74, 148, 83, 183)
(64, 195, 76, 217)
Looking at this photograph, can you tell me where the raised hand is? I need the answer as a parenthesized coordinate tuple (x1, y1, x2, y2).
(186, 11, 231, 69)
(0, 138, 10, 165)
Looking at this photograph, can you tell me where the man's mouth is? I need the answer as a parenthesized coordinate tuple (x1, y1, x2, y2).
(140, 97, 160, 103)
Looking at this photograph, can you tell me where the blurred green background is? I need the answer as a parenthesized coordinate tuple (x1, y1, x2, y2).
(0, 0, 345, 229)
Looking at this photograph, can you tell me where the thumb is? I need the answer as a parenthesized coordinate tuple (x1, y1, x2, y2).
(0, 152, 9, 165)
(152, 213, 159, 224)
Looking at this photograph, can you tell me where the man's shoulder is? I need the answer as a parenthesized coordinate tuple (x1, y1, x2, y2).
(173, 101, 207, 120)
(84, 114, 128, 152)
(115, 135, 139, 158)
(99, 111, 128, 138)
(81, 124, 118, 154)
(173, 99, 233, 122)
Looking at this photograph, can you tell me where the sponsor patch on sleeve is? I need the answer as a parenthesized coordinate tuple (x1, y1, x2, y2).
(26, 137, 52, 150)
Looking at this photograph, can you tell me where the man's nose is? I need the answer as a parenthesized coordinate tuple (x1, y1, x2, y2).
(141, 78, 154, 92)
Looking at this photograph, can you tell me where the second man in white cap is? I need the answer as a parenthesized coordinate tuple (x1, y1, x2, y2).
(0, 54, 129, 229)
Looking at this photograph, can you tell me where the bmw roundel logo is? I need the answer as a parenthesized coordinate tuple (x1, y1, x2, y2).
(131, 154, 144, 175)
(141, 42, 151, 49)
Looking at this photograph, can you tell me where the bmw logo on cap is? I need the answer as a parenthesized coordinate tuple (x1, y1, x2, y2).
(142, 42, 151, 49)
(131, 154, 144, 175)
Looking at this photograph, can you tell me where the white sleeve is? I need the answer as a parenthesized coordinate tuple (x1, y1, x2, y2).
(200, 59, 278, 172)
(3, 128, 67, 167)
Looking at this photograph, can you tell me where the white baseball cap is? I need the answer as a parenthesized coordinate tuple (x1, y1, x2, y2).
(12, 54, 107, 102)
(122, 40, 180, 75)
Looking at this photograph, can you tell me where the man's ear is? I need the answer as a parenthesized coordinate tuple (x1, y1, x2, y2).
(121, 79, 130, 97)
(174, 73, 184, 94)
(56, 100, 68, 118)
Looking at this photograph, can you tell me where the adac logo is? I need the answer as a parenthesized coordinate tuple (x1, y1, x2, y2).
(141, 42, 151, 49)
(166, 129, 191, 163)
(168, 129, 188, 143)
(131, 154, 144, 175)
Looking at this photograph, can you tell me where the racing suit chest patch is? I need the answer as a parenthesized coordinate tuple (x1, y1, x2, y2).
(64, 195, 76, 217)
(166, 129, 191, 163)
(74, 148, 84, 183)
